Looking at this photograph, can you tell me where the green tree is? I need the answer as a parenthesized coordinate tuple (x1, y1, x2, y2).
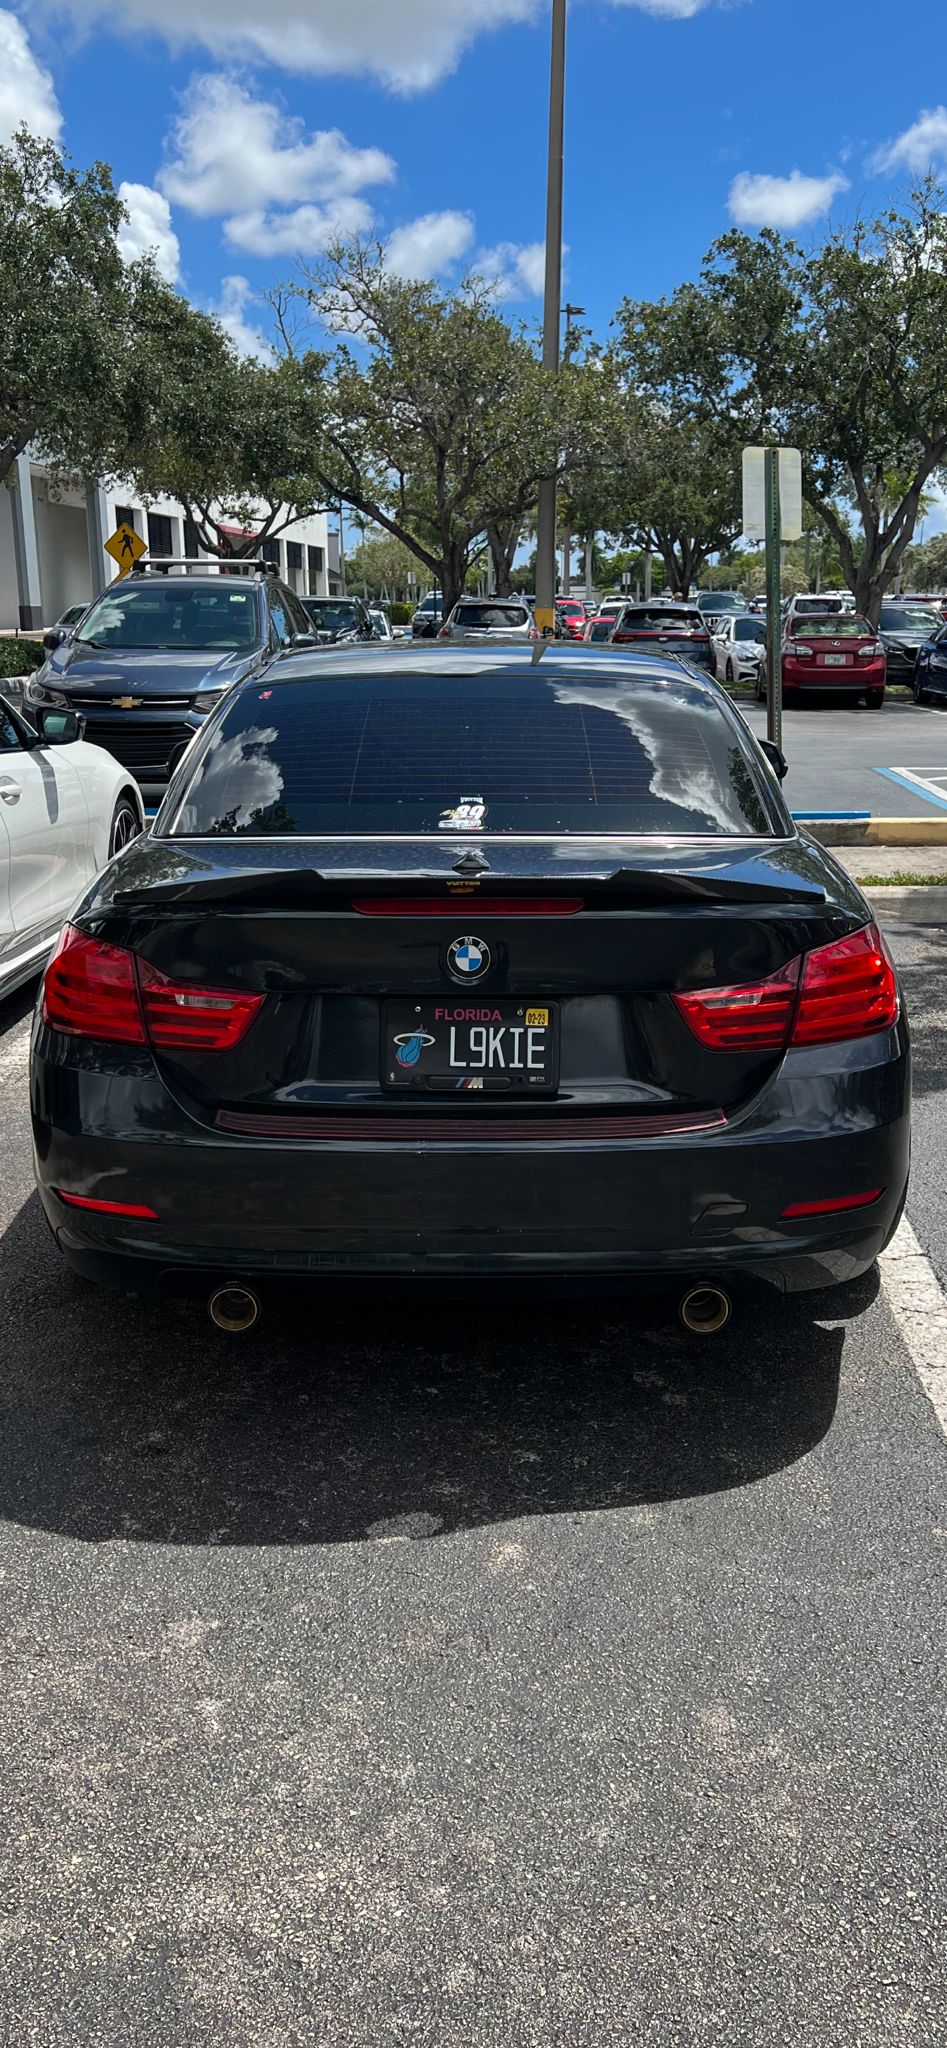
(614, 189, 947, 626)
(116, 285, 330, 556)
(344, 526, 425, 599)
(278, 242, 564, 611)
(0, 129, 138, 484)
(902, 531, 947, 589)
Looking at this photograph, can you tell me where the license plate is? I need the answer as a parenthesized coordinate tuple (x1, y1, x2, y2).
(823, 652, 847, 665)
(383, 1000, 559, 1093)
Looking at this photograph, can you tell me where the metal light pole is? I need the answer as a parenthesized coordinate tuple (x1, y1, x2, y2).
(534, 0, 567, 639)
(560, 301, 584, 597)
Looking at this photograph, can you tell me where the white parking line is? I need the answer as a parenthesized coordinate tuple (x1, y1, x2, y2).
(880, 1217, 947, 1439)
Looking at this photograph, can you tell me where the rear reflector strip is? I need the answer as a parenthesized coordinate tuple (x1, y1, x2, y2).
(781, 1189, 884, 1219)
(352, 898, 584, 917)
(55, 1190, 159, 1219)
(215, 1108, 727, 1143)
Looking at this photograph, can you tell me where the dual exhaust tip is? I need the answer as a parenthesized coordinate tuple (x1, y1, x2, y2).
(206, 1279, 733, 1336)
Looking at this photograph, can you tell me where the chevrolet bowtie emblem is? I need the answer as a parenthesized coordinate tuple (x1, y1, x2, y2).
(113, 696, 142, 709)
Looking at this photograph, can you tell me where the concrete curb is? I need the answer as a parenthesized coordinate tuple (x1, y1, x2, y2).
(805, 818, 947, 847)
(862, 886, 947, 927)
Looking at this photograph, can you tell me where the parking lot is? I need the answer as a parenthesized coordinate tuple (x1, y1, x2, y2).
(740, 692, 947, 819)
(2, 924, 946, 2046)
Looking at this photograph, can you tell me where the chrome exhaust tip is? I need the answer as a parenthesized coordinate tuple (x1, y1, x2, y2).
(208, 1283, 262, 1334)
(679, 1283, 732, 1336)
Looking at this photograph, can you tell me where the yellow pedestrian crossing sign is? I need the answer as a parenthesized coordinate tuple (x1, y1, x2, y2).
(104, 521, 146, 577)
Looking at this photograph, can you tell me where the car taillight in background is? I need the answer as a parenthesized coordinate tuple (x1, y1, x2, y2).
(673, 924, 899, 1052)
(43, 927, 265, 1051)
(857, 641, 886, 659)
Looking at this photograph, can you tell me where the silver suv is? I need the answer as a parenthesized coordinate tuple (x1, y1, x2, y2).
(441, 598, 537, 643)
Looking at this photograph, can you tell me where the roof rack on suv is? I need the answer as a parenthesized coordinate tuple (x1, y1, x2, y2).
(128, 556, 280, 577)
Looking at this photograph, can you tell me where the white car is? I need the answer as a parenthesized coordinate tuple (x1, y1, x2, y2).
(710, 613, 768, 683)
(0, 696, 144, 1000)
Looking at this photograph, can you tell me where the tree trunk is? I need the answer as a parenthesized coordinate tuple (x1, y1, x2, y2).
(440, 542, 469, 616)
(486, 521, 519, 596)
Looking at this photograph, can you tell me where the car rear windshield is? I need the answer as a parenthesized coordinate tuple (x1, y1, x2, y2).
(453, 604, 529, 628)
(880, 605, 940, 631)
(168, 668, 778, 840)
(620, 609, 704, 632)
(792, 597, 845, 614)
(790, 615, 870, 637)
(305, 600, 362, 632)
(76, 582, 259, 652)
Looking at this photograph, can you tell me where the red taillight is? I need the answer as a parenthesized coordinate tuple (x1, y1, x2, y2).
(781, 1189, 883, 1219)
(351, 896, 584, 917)
(42, 926, 264, 1051)
(137, 959, 264, 1050)
(44, 927, 146, 1044)
(673, 956, 801, 1051)
(673, 922, 899, 1054)
(793, 923, 899, 1045)
(55, 1190, 159, 1220)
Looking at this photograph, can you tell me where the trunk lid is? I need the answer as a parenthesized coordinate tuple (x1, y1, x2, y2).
(83, 834, 867, 1127)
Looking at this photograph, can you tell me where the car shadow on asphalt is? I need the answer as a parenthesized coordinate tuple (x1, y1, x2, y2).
(0, 1192, 866, 1547)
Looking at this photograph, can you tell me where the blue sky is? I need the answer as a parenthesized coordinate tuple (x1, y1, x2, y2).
(6, 0, 947, 528)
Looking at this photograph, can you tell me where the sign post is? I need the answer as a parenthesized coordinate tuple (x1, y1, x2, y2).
(764, 448, 783, 750)
(743, 446, 802, 754)
(104, 521, 146, 579)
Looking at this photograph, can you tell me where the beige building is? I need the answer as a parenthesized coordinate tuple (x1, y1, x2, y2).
(0, 455, 341, 630)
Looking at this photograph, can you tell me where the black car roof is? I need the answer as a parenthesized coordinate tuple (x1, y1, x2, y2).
(233, 642, 726, 698)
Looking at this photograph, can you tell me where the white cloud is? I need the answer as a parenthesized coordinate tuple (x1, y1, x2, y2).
(117, 181, 181, 281)
(53, 0, 542, 92)
(225, 196, 376, 256)
(385, 210, 474, 279)
(0, 11, 61, 142)
(610, 0, 711, 13)
(30, 0, 724, 93)
(872, 107, 947, 176)
(160, 73, 394, 220)
(728, 169, 849, 229)
(209, 275, 275, 360)
(473, 238, 549, 299)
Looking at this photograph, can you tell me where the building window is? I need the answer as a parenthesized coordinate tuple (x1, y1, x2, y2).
(286, 542, 303, 571)
(183, 518, 200, 560)
(115, 506, 137, 532)
(307, 545, 324, 591)
(260, 537, 280, 567)
(148, 511, 173, 557)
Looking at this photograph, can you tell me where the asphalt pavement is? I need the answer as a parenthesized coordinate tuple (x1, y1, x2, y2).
(1, 935, 946, 2047)
(740, 691, 947, 819)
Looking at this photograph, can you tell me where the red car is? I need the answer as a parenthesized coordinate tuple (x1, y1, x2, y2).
(778, 612, 887, 709)
(556, 598, 587, 641)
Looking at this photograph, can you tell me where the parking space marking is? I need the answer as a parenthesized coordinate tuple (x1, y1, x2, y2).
(880, 1217, 947, 1440)
(876, 766, 947, 812)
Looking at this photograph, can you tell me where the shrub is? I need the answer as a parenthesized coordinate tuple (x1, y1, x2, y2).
(389, 602, 412, 626)
(0, 637, 43, 676)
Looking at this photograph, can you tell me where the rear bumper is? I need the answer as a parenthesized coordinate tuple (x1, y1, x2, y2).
(31, 1024, 911, 1297)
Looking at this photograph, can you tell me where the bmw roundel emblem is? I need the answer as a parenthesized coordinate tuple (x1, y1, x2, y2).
(447, 935, 492, 981)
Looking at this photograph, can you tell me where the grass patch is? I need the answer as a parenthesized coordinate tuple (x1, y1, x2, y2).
(858, 872, 947, 886)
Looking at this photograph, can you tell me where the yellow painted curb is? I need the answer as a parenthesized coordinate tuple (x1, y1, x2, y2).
(805, 818, 947, 847)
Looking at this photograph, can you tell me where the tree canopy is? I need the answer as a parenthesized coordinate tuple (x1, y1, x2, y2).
(277, 241, 594, 610)
(614, 187, 947, 624)
(0, 130, 137, 485)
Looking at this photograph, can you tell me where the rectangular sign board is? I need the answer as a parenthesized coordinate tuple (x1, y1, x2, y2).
(742, 446, 803, 542)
